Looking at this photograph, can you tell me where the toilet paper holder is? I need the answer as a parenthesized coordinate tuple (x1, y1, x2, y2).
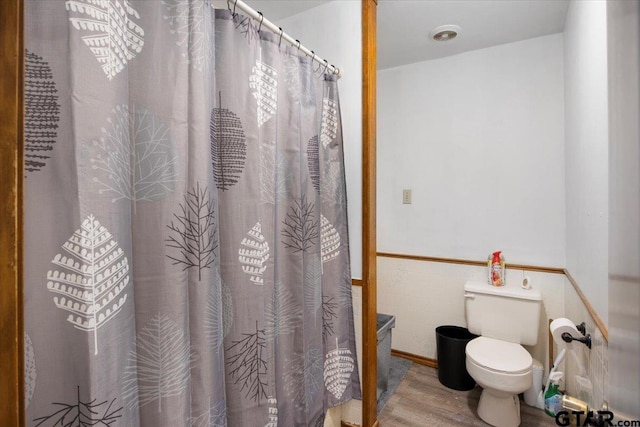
(561, 322, 592, 349)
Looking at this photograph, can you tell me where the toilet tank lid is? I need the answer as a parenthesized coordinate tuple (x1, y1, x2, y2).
(464, 280, 542, 301)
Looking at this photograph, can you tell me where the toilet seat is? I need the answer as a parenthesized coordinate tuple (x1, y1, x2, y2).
(466, 336, 532, 374)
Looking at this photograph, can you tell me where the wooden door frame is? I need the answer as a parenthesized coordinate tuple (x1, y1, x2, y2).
(362, 0, 377, 426)
(0, 0, 25, 426)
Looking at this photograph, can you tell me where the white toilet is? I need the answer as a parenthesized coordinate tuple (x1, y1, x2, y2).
(463, 280, 542, 427)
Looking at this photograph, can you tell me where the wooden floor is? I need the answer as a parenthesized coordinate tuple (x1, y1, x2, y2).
(378, 364, 558, 427)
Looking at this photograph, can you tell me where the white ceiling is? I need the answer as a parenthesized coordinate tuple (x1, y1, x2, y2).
(220, 0, 570, 70)
(378, 0, 570, 70)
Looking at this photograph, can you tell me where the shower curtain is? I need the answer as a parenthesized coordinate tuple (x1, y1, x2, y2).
(23, 1, 360, 426)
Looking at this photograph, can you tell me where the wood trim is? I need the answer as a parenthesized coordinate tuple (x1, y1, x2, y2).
(563, 269, 609, 342)
(376, 253, 608, 342)
(377, 252, 565, 274)
(361, 0, 377, 426)
(391, 349, 438, 368)
(351, 278, 363, 287)
(342, 421, 378, 427)
(0, 0, 25, 426)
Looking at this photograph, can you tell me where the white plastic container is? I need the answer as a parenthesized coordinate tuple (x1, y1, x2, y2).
(523, 358, 543, 407)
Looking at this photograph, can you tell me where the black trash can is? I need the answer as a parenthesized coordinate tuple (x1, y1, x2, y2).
(435, 325, 478, 391)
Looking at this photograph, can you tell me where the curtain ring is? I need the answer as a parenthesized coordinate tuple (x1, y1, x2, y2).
(232, 0, 238, 17)
(309, 50, 315, 59)
(227, 0, 231, 13)
(257, 12, 264, 33)
(278, 27, 284, 47)
(333, 66, 339, 76)
(323, 60, 329, 74)
(295, 40, 301, 53)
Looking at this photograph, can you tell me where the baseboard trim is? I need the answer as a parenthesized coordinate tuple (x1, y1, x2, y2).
(391, 349, 438, 368)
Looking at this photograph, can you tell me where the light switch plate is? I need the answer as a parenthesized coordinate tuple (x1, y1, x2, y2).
(403, 189, 412, 204)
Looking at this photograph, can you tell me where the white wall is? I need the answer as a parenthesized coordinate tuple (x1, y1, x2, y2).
(378, 34, 566, 267)
(562, 276, 609, 411)
(563, 0, 609, 326)
(277, 0, 363, 280)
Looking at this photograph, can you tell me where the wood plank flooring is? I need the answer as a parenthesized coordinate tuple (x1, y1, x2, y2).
(378, 363, 558, 426)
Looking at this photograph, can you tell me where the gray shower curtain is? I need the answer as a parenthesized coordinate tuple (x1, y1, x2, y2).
(24, 1, 360, 426)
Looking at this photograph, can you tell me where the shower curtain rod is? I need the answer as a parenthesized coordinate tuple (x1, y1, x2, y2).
(221, 0, 342, 77)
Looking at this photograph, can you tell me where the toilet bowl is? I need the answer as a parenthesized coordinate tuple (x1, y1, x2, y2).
(466, 336, 533, 427)
(463, 280, 542, 427)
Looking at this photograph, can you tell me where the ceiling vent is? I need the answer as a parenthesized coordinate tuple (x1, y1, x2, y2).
(430, 25, 461, 42)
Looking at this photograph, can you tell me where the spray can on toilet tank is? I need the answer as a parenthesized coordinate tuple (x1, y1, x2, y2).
(487, 251, 505, 286)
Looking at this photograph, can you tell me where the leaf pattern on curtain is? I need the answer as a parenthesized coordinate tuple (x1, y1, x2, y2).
(210, 92, 247, 191)
(337, 267, 354, 309)
(24, 332, 37, 408)
(320, 215, 340, 265)
(46, 214, 129, 355)
(283, 55, 301, 104)
(226, 321, 268, 403)
(264, 280, 301, 342)
(187, 400, 227, 427)
(33, 386, 123, 426)
(260, 141, 289, 204)
(307, 135, 320, 192)
(166, 183, 218, 281)
(91, 105, 179, 204)
(205, 272, 233, 349)
(238, 222, 269, 285)
(321, 160, 346, 206)
(313, 413, 327, 427)
(25, 4, 361, 424)
(264, 397, 278, 427)
(249, 61, 278, 127)
(304, 255, 322, 316)
(281, 196, 319, 253)
(283, 54, 315, 108)
(122, 314, 196, 412)
(163, 0, 213, 72)
(323, 338, 355, 400)
(24, 50, 60, 175)
(320, 98, 338, 148)
(283, 347, 323, 410)
(65, 0, 145, 80)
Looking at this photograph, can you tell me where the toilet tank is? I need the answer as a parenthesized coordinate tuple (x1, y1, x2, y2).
(464, 280, 542, 346)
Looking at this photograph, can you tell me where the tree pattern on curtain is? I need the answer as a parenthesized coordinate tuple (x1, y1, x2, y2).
(166, 183, 218, 280)
(33, 386, 123, 427)
(24, 2, 360, 426)
(91, 104, 179, 204)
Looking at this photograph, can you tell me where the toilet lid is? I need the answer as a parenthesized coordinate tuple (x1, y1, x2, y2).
(466, 337, 532, 374)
